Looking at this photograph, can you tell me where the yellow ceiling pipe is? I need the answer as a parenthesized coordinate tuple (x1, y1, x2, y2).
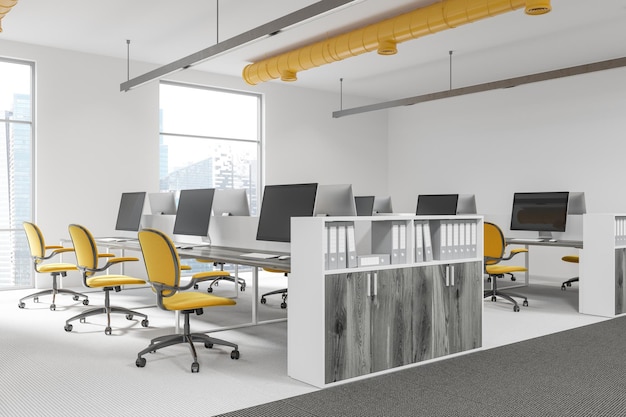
(242, 0, 551, 85)
(0, 0, 18, 33)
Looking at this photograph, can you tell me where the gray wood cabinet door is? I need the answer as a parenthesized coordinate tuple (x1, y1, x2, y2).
(615, 249, 626, 314)
(432, 261, 482, 357)
(325, 271, 372, 383)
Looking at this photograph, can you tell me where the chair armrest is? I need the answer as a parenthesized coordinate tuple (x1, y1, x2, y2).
(180, 265, 192, 271)
(501, 248, 528, 261)
(98, 253, 115, 258)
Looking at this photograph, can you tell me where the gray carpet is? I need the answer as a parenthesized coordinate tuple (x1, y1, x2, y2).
(217, 316, 626, 416)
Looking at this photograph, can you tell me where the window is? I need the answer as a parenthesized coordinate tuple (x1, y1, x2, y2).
(159, 82, 262, 214)
(0, 58, 34, 289)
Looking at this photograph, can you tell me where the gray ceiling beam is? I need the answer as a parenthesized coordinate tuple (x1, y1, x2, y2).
(121, 0, 357, 92)
(333, 56, 626, 118)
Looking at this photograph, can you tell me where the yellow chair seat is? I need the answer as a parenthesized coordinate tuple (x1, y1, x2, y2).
(86, 275, 146, 288)
(562, 255, 579, 263)
(194, 270, 232, 279)
(162, 291, 236, 311)
(38, 263, 78, 273)
(486, 265, 528, 275)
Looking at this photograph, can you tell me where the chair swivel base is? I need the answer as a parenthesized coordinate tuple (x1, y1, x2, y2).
(484, 289, 528, 312)
(260, 288, 287, 309)
(18, 288, 89, 311)
(135, 312, 240, 373)
(208, 276, 246, 293)
(561, 277, 579, 290)
(64, 306, 148, 335)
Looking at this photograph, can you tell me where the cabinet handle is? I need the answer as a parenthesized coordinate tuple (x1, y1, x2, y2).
(451, 265, 455, 286)
(445, 265, 450, 287)
(366, 273, 371, 297)
(373, 272, 378, 296)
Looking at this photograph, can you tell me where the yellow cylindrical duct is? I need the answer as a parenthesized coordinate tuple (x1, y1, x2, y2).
(0, 0, 19, 33)
(242, 0, 551, 85)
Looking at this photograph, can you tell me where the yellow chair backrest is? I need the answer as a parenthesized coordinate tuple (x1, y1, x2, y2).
(68, 224, 99, 274)
(23, 221, 46, 261)
(484, 222, 505, 265)
(138, 228, 181, 295)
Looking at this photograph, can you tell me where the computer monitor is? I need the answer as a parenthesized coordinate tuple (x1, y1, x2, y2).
(148, 192, 177, 215)
(313, 184, 357, 217)
(115, 192, 146, 232)
(212, 189, 250, 216)
(172, 188, 215, 237)
(256, 183, 318, 243)
(510, 191, 569, 238)
(416, 194, 459, 215)
(355, 196, 375, 216)
(567, 192, 586, 215)
(456, 194, 477, 214)
(373, 196, 393, 214)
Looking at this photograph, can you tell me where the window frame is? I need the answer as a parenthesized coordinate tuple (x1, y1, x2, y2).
(158, 80, 264, 214)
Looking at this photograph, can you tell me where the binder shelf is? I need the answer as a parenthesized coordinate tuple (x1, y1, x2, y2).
(289, 215, 484, 388)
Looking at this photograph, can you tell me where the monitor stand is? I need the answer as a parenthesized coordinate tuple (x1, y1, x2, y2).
(538, 231, 554, 241)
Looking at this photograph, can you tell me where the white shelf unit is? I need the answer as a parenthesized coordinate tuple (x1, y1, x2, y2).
(289, 215, 484, 388)
(580, 213, 626, 317)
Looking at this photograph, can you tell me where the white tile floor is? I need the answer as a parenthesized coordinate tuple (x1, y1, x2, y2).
(0, 271, 609, 416)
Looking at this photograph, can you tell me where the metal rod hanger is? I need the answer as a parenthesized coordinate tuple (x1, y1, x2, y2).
(120, 0, 357, 92)
(333, 56, 626, 118)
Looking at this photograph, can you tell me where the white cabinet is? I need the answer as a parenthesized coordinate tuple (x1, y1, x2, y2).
(580, 213, 626, 317)
(289, 215, 483, 388)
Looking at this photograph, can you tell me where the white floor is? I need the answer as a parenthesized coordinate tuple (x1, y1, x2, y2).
(0, 271, 609, 417)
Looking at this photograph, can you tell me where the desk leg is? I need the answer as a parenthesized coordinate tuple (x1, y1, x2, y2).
(252, 267, 258, 325)
(524, 244, 530, 286)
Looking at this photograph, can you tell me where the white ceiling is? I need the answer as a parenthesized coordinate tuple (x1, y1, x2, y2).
(2, 0, 626, 101)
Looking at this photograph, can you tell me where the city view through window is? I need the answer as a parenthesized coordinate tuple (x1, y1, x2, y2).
(0, 59, 34, 288)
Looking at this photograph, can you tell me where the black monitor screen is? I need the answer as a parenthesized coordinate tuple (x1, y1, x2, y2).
(173, 189, 215, 236)
(510, 192, 569, 232)
(115, 192, 146, 232)
(416, 194, 459, 215)
(256, 183, 318, 242)
(355, 196, 375, 216)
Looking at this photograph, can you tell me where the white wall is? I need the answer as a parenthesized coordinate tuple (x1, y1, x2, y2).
(388, 67, 626, 278)
(1, 39, 388, 285)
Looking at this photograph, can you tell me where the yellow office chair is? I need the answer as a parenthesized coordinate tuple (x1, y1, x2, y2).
(193, 259, 246, 293)
(135, 228, 240, 373)
(484, 222, 529, 312)
(260, 268, 288, 309)
(19, 222, 89, 311)
(64, 224, 149, 335)
(561, 255, 579, 290)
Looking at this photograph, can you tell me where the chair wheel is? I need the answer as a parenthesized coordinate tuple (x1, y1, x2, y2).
(141, 319, 149, 327)
(82, 299, 89, 305)
(126, 314, 133, 320)
(191, 362, 200, 373)
(561, 285, 566, 291)
(193, 284, 199, 290)
(72, 295, 79, 301)
(105, 327, 112, 335)
(231, 350, 240, 360)
(491, 296, 497, 302)
(18, 302, 25, 309)
(567, 282, 572, 287)
(207, 287, 213, 293)
(80, 318, 86, 323)
(513, 305, 520, 312)
(260, 297, 267, 304)
(136, 357, 146, 368)
(50, 304, 56, 311)
(205, 342, 213, 349)
(33, 297, 39, 303)
(240, 285, 246, 292)
(280, 302, 287, 309)
(510, 276, 516, 282)
(64, 324, 73, 332)
(523, 300, 529, 307)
